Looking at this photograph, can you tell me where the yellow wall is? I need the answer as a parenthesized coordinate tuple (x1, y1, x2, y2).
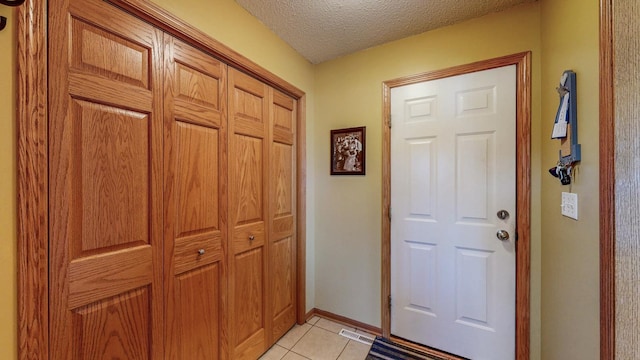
(0, 6, 17, 360)
(540, 0, 600, 358)
(313, 3, 542, 358)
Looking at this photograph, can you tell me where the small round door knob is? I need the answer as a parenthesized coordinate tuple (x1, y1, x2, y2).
(249, 235, 255, 241)
(497, 210, 510, 220)
(496, 230, 510, 241)
(197, 249, 205, 255)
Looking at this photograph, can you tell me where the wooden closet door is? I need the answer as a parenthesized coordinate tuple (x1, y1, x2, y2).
(269, 90, 298, 343)
(163, 36, 228, 359)
(48, 0, 164, 358)
(228, 68, 270, 360)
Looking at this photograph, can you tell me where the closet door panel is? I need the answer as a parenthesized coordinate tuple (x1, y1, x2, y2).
(234, 135, 264, 222)
(234, 248, 265, 346)
(174, 264, 221, 360)
(67, 247, 152, 309)
(269, 90, 297, 343)
(175, 122, 220, 236)
(73, 100, 150, 254)
(270, 235, 295, 341)
(49, 0, 163, 358)
(230, 72, 267, 137)
(72, 288, 150, 360)
(229, 68, 270, 360)
(172, 38, 225, 128)
(174, 232, 223, 275)
(69, 6, 151, 90)
(164, 36, 227, 360)
(233, 222, 266, 254)
(272, 92, 296, 145)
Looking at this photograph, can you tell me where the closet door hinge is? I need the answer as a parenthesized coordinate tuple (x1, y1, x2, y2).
(388, 295, 392, 310)
(387, 115, 392, 129)
(388, 206, 391, 221)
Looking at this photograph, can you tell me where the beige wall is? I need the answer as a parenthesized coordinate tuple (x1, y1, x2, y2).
(540, 0, 600, 359)
(0, 6, 17, 360)
(313, 3, 542, 358)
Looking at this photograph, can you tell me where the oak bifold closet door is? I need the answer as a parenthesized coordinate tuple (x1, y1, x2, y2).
(48, 0, 164, 358)
(48, 0, 296, 359)
(163, 36, 228, 359)
(227, 69, 297, 360)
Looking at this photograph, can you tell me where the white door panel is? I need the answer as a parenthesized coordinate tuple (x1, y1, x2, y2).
(390, 65, 516, 360)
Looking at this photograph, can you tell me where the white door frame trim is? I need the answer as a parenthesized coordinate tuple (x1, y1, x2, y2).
(381, 52, 531, 359)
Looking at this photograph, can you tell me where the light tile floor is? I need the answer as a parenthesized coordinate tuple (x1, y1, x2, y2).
(260, 317, 375, 360)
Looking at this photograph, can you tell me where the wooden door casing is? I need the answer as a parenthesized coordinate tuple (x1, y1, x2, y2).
(269, 90, 297, 343)
(228, 68, 271, 360)
(48, 0, 164, 358)
(163, 36, 228, 360)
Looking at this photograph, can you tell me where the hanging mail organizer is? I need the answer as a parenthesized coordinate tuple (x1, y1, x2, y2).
(549, 70, 580, 185)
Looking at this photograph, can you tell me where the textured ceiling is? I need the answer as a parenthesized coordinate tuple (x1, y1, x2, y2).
(235, 0, 535, 64)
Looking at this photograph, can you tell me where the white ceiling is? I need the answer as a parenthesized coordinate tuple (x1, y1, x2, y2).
(235, 0, 535, 64)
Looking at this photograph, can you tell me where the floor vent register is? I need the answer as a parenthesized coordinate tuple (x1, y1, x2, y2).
(339, 329, 375, 345)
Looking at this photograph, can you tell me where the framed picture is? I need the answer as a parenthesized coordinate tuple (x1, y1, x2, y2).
(330, 126, 366, 175)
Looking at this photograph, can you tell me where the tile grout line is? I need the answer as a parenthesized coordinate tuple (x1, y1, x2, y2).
(288, 348, 313, 360)
(293, 324, 313, 348)
(288, 320, 322, 360)
(317, 319, 353, 360)
(335, 338, 353, 360)
(285, 323, 314, 358)
(271, 321, 314, 360)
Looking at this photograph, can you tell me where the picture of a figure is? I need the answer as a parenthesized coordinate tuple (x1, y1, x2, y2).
(331, 127, 366, 175)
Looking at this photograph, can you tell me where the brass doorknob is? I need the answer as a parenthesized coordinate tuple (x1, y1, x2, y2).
(496, 230, 510, 241)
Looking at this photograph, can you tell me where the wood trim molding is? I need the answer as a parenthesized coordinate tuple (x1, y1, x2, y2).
(297, 95, 307, 324)
(599, 0, 615, 358)
(17, 0, 49, 359)
(17, 1, 307, 359)
(381, 52, 532, 359)
(514, 52, 532, 360)
(381, 80, 392, 338)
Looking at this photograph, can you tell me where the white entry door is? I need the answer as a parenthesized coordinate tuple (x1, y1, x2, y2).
(390, 65, 516, 360)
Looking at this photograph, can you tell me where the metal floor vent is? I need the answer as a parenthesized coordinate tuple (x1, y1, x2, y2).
(338, 329, 375, 345)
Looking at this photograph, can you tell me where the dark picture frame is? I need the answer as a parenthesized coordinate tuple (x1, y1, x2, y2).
(330, 126, 366, 175)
